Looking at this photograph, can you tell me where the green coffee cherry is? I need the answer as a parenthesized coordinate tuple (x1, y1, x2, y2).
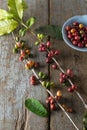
(15, 37, 19, 42)
(39, 72, 43, 78)
(42, 74, 47, 80)
(50, 82, 55, 87)
(13, 48, 18, 53)
(37, 33, 44, 40)
(41, 81, 46, 87)
(35, 41, 40, 46)
(15, 44, 18, 49)
(46, 82, 50, 88)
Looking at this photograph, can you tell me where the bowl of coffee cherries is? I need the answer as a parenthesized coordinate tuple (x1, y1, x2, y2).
(62, 15, 87, 52)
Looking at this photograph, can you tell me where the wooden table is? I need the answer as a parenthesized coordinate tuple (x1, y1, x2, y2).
(0, 0, 87, 130)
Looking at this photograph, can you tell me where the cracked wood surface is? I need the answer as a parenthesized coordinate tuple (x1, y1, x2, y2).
(0, 0, 87, 130)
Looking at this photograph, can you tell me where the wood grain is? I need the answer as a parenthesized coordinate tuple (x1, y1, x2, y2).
(50, 0, 87, 130)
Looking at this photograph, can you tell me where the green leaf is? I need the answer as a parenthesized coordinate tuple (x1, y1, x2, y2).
(0, 9, 13, 20)
(83, 112, 87, 130)
(35, 25, 62, 40)
(0, 19, 18, 36)
(8, 0, 23, 20)
(26, 17, 36, 28)
(25, 98, 48, 117)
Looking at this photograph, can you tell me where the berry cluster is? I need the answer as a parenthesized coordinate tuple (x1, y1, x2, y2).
(59, 69, 77, 92)
(46, 90, 73, 112)
(30, 75, 37, 85)
(65, 22, 87, 47)
(13, 40, 40, 70)
(38, 41, 60, 65)
(46, 90, 62, 110)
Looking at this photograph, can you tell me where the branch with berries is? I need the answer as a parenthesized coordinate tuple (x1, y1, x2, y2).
(12, 35, 80, 130)
(34, 39, 87, 109)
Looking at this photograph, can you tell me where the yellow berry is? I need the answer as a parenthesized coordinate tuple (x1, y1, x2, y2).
(70, 28, 76, 33)
(79, 23, 84, 29)
(56, 90, 62, 97)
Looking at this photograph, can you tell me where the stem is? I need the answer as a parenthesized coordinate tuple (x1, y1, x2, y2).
(46, 89, 80, 130)
(12, 32, 16, 41)
(21, 21, 28, 29)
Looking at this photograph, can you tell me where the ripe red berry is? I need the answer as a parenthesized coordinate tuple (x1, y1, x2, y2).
(46, 58, 51, 63)
(54, 50, 60, 55)
(30, 80, 36, 85)
(71, 84, 77, 90)
(50, 104, 55, 110)
(50, 99, 54, 104)
(66, 69, 73, 77)
(51, 64, 57, 69)
(67, 87, 73, 92)
(46, 41, 51, 47)
(30, 76, 36, 81)
(59, 77, 64, 83)
(19, 56, 24, 61)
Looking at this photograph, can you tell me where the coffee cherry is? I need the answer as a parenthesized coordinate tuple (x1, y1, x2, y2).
(72, 22, 79, 26)
(79, 23, 84, 29)
(50, 104, 55, 110)
(54, 50, 60, 55)
(51, 64, 57, 69)
(46, 58, 51, 63)
(67, 87, 73, 92)
(66, 69, 73, 77)
(30, 75, 36, 81)
(16, 42, 22, 47)
(71, 84, 77, 90)
(19, 56, 24, 61)
(65, 26, 71, 31)
(30, 80, 36, 85)
(50, 99, 54, 104)
(56, 90, 62, 97)
(41, 81, 46, 87)
(46, 41, 51, 47)
(59, 77, 64, 83)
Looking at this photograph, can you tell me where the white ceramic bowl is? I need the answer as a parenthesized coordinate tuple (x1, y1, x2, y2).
(62, 15, 87, 52)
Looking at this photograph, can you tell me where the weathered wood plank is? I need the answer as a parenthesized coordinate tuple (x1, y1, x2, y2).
(0, 0, 49, 130)
(50, 0, 87, 130)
